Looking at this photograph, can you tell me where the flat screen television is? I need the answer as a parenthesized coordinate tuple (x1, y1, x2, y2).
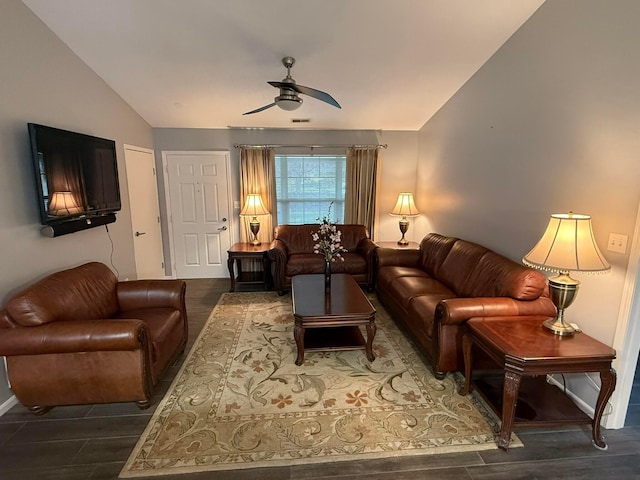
(28, 123, 121, 228)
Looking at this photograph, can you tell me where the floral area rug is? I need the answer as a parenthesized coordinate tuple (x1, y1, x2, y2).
(120, 292, 509, 477)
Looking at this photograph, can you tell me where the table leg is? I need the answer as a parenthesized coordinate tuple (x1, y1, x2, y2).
(460, 333, 473, 395)
(365, 319, 376, 362)
(499, 370, 522, 450)
(592, 367, 617, 450)
(294, 323, 305, 366)
(227, 257, 235, 292)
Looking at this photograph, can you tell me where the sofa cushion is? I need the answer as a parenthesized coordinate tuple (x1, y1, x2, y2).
(339, 225, 370, 250)
(277, 225, 317, 255)
(418, 233, 457, 278)
(286, 254, 326, 276)
(6, 262, 119, 327)
(463, 251, 547, 300)
(437, 239, 490, 295)
(385, 276, 455, 310)
(377, 266, 429, 287)
(285, 252, 368, 277)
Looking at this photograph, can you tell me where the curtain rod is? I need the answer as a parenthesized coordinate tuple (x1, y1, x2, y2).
(233, 143, 387, 150)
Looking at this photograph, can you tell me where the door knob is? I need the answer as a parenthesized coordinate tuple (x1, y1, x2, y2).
(218, 226, 227, 231)
(135, 231, 146, 237)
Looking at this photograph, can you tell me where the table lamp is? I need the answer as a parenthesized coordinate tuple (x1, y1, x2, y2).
(48, 191, 81, 216)
(240, 194, 269, 245)
(390, 193, 420, 245)
(522, 212, 610, 336)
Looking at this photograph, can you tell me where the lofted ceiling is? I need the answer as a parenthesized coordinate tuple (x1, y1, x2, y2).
(22, 0, 545, 131)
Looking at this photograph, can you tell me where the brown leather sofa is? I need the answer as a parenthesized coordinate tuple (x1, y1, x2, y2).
(0, 262, 187, 414)
(376, 233, 556, 379)
(269, 224, 378, 294)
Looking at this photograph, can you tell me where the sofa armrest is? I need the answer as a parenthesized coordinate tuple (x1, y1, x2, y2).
(376, 247, 420, 268)
(357, 238, 378, 259)
(436, 296, 557, 326)
(268, 239, 287, 262)
(0, 319, 148, 356)
(356, 238, 379, 288)
(268, 239, 288, 292)
(116, 279, 185, 311)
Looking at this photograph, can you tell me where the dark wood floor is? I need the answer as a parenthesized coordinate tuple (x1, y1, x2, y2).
(1, 278, 640, 480)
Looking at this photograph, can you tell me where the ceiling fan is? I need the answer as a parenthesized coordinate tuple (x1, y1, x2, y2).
(243, 56, 341, 115)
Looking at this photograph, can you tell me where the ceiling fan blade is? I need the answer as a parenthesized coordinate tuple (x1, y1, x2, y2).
(294, 84, 341, 109)
(243, 102, 276, 115)
(268, 81, 341, 109)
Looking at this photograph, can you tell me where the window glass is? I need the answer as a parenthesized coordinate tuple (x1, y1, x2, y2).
(275, 155, 346, 224)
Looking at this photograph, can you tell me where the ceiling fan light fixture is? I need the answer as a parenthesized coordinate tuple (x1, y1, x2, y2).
(244, 57, 339, 115)
(275, 95, 302, 111)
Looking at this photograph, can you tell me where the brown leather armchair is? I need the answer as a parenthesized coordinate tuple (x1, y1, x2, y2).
(0, 262, 187, 414)
(268, 224, 378, 294)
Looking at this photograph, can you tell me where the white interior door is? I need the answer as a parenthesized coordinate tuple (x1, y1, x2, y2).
(124, 145, 165, 279)
(163, 151, 232, 278)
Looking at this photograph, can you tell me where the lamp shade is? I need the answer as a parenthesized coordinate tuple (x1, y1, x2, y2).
(48, 191, 81, 216)
(240, 194, 269, 217)
(390, 193, 420, 217)
(522, 213, 610, 273)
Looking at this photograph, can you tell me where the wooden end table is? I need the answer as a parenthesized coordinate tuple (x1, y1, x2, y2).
(460, 315, 616, 451)
(291, 274, 376, 366)
(376, 241, 420, 250)
(227, 242, 271, 292)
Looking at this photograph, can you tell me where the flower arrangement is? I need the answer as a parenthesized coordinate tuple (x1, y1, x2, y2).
(312, 204, 347, 262)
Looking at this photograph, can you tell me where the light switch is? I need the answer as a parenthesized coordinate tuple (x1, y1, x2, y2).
(607, 233, 628, 254)
(234, 201, 240, 209)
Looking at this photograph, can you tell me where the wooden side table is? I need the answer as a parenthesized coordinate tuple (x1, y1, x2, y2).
(376, 241, 420, 250)
(227, 243, 271, 292)
(460, 315, 616, 451)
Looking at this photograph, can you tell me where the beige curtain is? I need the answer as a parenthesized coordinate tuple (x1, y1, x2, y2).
(344, 147, 379, 236)
(239, 148, 276, 243)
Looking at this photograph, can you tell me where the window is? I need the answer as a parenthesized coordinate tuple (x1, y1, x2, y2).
(275, 155, 346, 224)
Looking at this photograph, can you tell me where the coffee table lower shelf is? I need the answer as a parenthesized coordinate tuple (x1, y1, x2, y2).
(472, 374, 592, 426)
(302, 326, 366, 353)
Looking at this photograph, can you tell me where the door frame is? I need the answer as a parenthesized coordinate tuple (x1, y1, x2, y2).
(161, 150, 235, 278)
(607, 198, 640, 428)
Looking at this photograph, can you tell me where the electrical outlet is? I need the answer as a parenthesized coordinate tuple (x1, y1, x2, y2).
(607, 233, 628, 254)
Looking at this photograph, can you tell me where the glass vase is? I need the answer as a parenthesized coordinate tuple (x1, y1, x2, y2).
(324, 258, 331, 293)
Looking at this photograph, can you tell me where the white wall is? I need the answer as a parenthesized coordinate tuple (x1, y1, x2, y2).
(415, 0, 640, 425)
(0, 0, 153, 407)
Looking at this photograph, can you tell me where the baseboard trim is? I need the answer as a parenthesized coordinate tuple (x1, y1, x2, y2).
(0, 394, 18, 417)
(547, 374, 595, 418)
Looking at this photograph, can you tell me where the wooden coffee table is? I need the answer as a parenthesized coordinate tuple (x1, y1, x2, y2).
(460, 315, 616, 451)
(291, 274, 376, 366)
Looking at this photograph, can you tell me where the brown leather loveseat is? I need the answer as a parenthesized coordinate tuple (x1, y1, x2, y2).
(269, 224, 378, 294)
(0, 262, 187, 414)
(376, 233, 556, 379)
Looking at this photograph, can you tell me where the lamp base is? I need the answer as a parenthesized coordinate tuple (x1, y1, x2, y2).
(249, 219, 261, 246)
(397, 218, 409, 246)
(544, 273, 580, 336)
(543, 316, 576, 336)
